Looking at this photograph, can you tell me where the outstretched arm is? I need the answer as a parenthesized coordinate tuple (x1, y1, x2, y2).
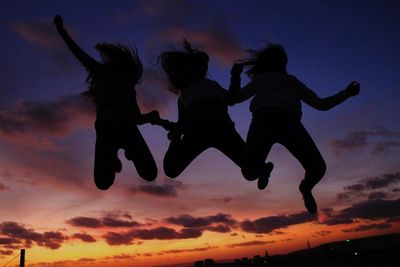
(227, 63, 255, 104)
(54, 15, 100, 71)
(299, 81, 360, 111)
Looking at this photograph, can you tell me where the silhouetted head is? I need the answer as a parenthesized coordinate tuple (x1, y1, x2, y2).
(240, 43, 287, 78)
(158, 40, 209, 94)
(82, 43, 143, 101)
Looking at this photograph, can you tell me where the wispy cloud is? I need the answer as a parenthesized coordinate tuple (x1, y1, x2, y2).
(0, 95, 94, 150)
(337, 172, 400, 202)
(322, 198, 400, 225)
(240, 212, 316, 234)
(102, 226, 203, 246)
(12, 20, 77, 71)
(209, 197, 232, 203)
(139, 0, 244, 66)
(0, 221, 68, 250)
(128, 179, 188, 198)
(0, 182, 9, 192)
(342, 223, 392, 233)
(71, 233, 96, 243)
(66, 214, 142, 229)
(331, 128, 400, 155)
(226, 240, 274, 248)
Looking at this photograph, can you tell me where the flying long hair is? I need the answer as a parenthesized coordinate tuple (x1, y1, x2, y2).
(81, 43, 143, 102)
(158, 40, 209, 94)
(238, 43, 288, 79)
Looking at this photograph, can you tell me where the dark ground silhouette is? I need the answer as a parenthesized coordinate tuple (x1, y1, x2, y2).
(188, 233, 399, 267)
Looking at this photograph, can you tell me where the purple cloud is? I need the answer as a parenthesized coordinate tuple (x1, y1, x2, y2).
(67, 217, 102, 228)
(331, 128, 400, 155)
(337, 172, 400, 202)
(72, 233, 96, 243)
(342, 223, 392, 233)
(240, 212, 316, 234)
(226, 240, 274, 248)
(140, 0, 244, 66)
(209, 197, 232, 203)
(0, 95, 94, 150)
(165, 213, 237, 228)
(129, 179, 187, 198)
(322, 198, 400, 225)
(102, 226, 203, 246)
(0, 182, 9, 191)
(67, 215, 142, 229)
(0, 221, 68, 250)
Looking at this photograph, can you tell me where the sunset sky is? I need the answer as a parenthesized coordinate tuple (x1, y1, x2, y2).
(0, 1, 399, 266)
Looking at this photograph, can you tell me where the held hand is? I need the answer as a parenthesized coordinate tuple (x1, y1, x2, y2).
(167, 130, 182, 141)
(345, 81, 360, 97)
(231, 63, 243, 76)
(147, 110, 161, 124)
(54, 15, 64, 29)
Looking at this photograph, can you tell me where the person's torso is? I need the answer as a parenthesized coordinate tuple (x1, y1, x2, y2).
(179, 79, 231, 128)
(249, 73, 302, 117)
(94, 68, 138, 123)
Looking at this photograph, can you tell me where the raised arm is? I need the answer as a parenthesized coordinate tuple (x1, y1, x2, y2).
(298, 81, 360, 111)
(54, 15, 100, 71)
(228, 63, 255, 104)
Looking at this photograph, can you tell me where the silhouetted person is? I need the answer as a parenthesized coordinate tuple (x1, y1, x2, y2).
(54, 15, 159, 190)
(157, 40, 273, 183)
(231, 43, 360, 213)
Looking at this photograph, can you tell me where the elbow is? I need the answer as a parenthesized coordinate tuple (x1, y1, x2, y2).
(311, 101, 332, 111)
(316, 105, 331, 111)
(136, 117, 146, 125)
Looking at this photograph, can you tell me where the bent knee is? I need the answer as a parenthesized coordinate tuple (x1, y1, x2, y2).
(139, 169, 158, 181)
(94, 178, 114, 191)
(163, 157, 182, 178)
(241, 167, 258, 181)
(306, 160, 326, 179)
(164, 166, 181, 179)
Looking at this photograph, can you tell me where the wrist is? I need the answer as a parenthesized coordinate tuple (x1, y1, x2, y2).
(230, 74, 241, 80)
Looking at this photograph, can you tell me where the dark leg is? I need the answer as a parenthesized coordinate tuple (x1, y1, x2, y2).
(241, 117, 275, 182)
(213, 126, 245, 168)
(94, 127, 118, 190)
(280, 122, 326, 213)
(124, 126, 158, 182)
(163, 131, 209, 178)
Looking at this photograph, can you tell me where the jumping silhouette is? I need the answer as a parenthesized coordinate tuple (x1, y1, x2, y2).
(54, 15, 160, 190)
(157, 40, 273, 184)
(231, 44, 360, 213)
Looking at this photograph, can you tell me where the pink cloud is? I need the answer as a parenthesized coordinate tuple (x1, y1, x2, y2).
(157, 27, 244, 66)
(0, 221, 68, 250)
(11, 20, 77, 71)
(139, 0, 244, 66)
(226, 240, 274, 248)
(331, 128, 400, 155)
(0, 95, 94, 150)
(12, 21, 61, 48)
(0, 182, 9, 191)
(72, 233, 96, 243)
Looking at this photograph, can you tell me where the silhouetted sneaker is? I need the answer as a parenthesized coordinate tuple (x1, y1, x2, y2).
(257, 162, 274, 190)
(299, 180, 317, 214)
(114, 157, 122, 173)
